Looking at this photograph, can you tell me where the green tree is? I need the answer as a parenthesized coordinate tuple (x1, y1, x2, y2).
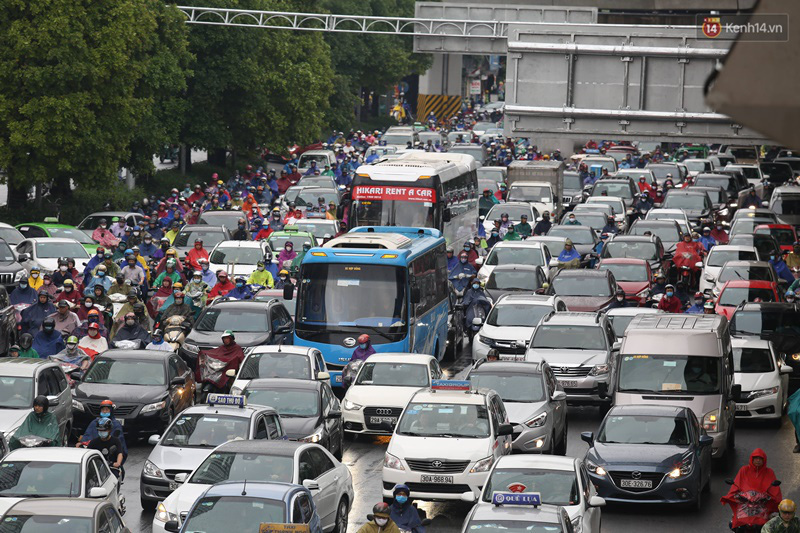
(180, 0, 333, 165)
(0, 0, 189, 208)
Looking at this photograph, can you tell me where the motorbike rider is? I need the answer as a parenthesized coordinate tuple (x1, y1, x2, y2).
(601, 215, 619, 235)
(721, 449, 782, 530)
(16, 333, 38, 359)
(685, 292, 706, 314)
(87, 418, 124, 472)
(52, 336, 90, 370)
(49, 300, 81, 335)
(232, 218, 251, 241)
(78, 322, 109, 359)
(699, 227, 717, 252)
(277, 242, 298, 270)
(247, 261, 274, 288)
(390, 484, 425, 533)
(762, 500, 800, 533)
(252, 218, 273, 241)
(186, 271, 210, 307)
(9, 395, 61, 450)
(84, 264, 112, 295)
(161, 291, 194, 324)
(78, 400, 128, 456)
(740, 187, 763, 209)
(227, 277, 254, 300)
(196, 330, 244, 397)
(91, 219, 120, 248)
(357, 503, 401, 533)
(634, 192, 654, 216)
(55, 278, 81, 306)
(112, 312, 151, 346)
(153, 258, 184, 288)
(557, 239, 581, 269)
(10, 277, 37, 305)
(533, 211, 552, 236)
(449, 251, 476, 293)
(145, 329, 172, 352)
(771, 251, 796, 286)
(606, 288, 629, 309)
(657, 284, 682, 313)
(32, 317, 65, 358)
(185, 238, 209, 271)
(274, 269, 293, 291)
(21, 290, 56, 334)
(350, 334, 376, 362)
(290, 242, 312, 274)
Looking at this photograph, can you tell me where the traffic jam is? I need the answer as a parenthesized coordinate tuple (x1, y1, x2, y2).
(0, 113, 800, 533)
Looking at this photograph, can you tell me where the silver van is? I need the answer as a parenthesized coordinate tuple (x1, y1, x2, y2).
(611, 314, 735, 459)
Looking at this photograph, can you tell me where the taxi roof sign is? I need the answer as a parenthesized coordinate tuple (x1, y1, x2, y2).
(206, 393, 246, 408)
(492, 491, 542, 507)
(431, 379, 471, 391)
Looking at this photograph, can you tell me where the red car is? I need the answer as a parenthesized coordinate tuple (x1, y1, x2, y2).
(714, 280, 782, 319)
(596, 258, 653, 305)
(754, 224, 798, 252)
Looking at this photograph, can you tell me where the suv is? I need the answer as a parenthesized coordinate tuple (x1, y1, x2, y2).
(180, 300, 294, 370)
(468, 360, 568, 454)
(769, 186, 800, 229)
(472, 294, 567, 361)
(525, 312, 619, 408)
(548, 270, 618, 312)
(0, 358, 72, 446)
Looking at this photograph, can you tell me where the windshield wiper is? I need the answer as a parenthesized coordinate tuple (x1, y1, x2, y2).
(618, 388, 661, 393)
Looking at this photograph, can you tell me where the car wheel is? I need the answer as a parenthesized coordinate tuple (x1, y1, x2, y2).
(771, 415, 783, 429)
(140, 496, 157, 510)
(693, 482, 703, 512)
(334, 434, 344, 461)
(556, 421, 568, 456)
(331, 497, 349, 533)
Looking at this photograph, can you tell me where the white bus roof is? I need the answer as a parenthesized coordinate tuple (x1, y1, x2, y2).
(357, 152, 477, 183)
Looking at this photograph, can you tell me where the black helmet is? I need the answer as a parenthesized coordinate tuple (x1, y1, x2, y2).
(33, 395, 48, 413)
(152, 328, 164, 339)
(615, 288, 626, 296)
(19, 333, 33, 350)
(58, 257, 69, 266)
(42, 318, 56, 332)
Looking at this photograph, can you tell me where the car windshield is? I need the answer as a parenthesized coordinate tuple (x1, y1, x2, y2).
(465, 522, 563, 533)
(351, 197, 435, 228)
(548, 226, 594, 245)
(564, 213, 606, 230)
(604, 241, 658, 261)
(761, 163, 793, 183)
(244, 389, 319, 417)
(190, 452, 294, 485)
(183, 496, 285, 532)
(0, 462, 80, 497)
(199, 213, 245, 230)
(730, 309, 800, 337)
(719, 287, 776, 306)
(487, 303, 551, 328)
(718, 266, 773, 283)
(584, 159, 616, 174)
(730, 148, 758, 160)
(0, 377, 33, 409)
(449, 146, 485, 163)
(396, 403, 490, 438)
(174, 229, 227, 249)
(269, 233, 314, 252)
(487, 270, 541, 291)
(0, 228, 23, 246)
(532, 325, 606, 350)
(238, 352, 310, 380)
(647, 165, 680, 182)
(355, 362, 429, 387)
(0, 243, 15, 262)
(663, 194, 708, 210)
(730, 220, 761, 236)
(161, 413, 250, 448)
(592, 182, 633, 199)
(506, 185, 553, 203)
(78, 215, 125, 231)
(381, 134, 412, 145)
(618, 354, 721, 394)
(685, 160, 711, 172)
(296, 176, 335, 188)
(486, 205, 532, 222)
(298, 154, 329, 167)
(608, 314, 637, 337)
(210, 246, 265, 265)
(195, 308, 269, 333)
(291, 189, 339, 208)
(696, 188, 726, 204)
(563, 172, 582, 191)
(598, 415, 689, 445)
(694, 177, 733, 192)
(772, 195, 800, 216)
(707, 250, 758, 267)
(35, 241, 89, 259)
(45, 227, 94, 244)
(470, 374, 545, 403)
(83, 358, 165, 386)
(0, 515, 91, 532)
(552, 276, 611, 297)
(760, 228, 796, 246)
(598, 262, 649, 282)
(482, 468, 578, 506)
(630, 223, 680, 243)
(733, 347, 774, 373)
(292, 221, 337, 240)
(485, 246, 544, 267)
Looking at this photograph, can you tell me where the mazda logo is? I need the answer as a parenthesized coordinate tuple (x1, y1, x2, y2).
(631, 471, 642, 480)
(431, 460, 443, 469)
(343, 337, 356, 348)
(376, 409, 393, 416)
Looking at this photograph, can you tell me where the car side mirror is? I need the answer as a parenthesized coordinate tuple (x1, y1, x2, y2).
(475, 257, 484, 266)
(496, 423, 513, 436)
(548, 258, 559, 268)
(695, 261, 704, 269)
(780, 365, 793, 375)
(581, 431, 594, 445)
(588, 495, 606, 507)
(275, 325, 293, 335)
(442, 208, 452, 223)
(612, 341, 621, 351)
(551, 390, 567, 402)
(317, 371, 330, 381)
(762, 201, 769, 207)
(88, 487, 108, 498)
(225, 369, 236, 378)
(731, 384, 742, 402)
(148, 435, 161, 446)
(165, 521, 180, 533)
(327, 410, 342, 419)
(699, 435, 713, 447)
(174, 473, 188, 483)
(472, 317, 483, 326)
(303, 479, 320, 491)
(170, 377, 185, 386)
(283, 284, 294, 301)
(411, 287, 421, 303)
(17, 254, 29, 262)
(46, 395, 60, 407)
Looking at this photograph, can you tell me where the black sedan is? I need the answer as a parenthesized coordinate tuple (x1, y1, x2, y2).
(581, 404, 712, 508)
(72, 350, 195, 439)
(241, 378, 345, 460)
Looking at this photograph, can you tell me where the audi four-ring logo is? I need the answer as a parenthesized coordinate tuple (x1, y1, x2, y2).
(431, 460, 443, 468)
(376, 409, 393, 416)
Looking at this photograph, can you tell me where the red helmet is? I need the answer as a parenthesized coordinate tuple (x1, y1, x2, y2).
(357, 334, 370, 345)
(100, 399, 114, 409)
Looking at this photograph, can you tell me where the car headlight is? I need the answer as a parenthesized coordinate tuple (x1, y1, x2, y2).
(470, 455, 494, 473)
(343, 399, 362, 411)
(71, 399, 84, 412)
(571, 516, 583, 533)
(155, 502, 177, 523)
(668, 455, 694, 479)
(182, 342, 200, 354)
(746, 386, 779, 400)
(791, 353, 800, 362)
(13, 269, 27, 282)
(587, 460, 606, 476)
(384, 453, 405, 471)
(478, 335, 495, 347)
(589, 363, 609, 376)
(729, 202, 738, 207)
(300, 427, 324, 443)
(230, 387, 242, 396)
(702, 409, 719, 432)
(524, 412, 547, 428)
(636, 288, 650, 298)
(143, 460, 163, 479)
(141, 401, 167, 414)
(718, 208, 729, 216)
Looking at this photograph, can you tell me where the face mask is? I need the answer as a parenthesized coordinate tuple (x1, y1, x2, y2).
(464, 246, 470, 251)
(100, 412, 110, 418)
(144, 239, 152, 244)
(65, 286, 73, 292)
(375, 518, 388, 527)
(67, 343, 77, 351)
(236, 282, 244, 288)
(238, 224, 244, 229)
(395, 495, 408, 504)
(472, 283, 480, 290)
(44, 326, 54, 332)
(569, 217, 576, 222)
(202, 264, 209, 271)
(616, 296, 624, 302)
(98, 431, 109, 439)
(175, 299, 184, 305)
(125, 319, 135, 326)
(59, 265, 68, 272)
(153, 337, 163, 344)
(98, 272, 105, 277)
(460, 258, 467, 264)
(84, 302, 92, 308)
(359, 343, 367, 349)
(31, 273, 38, 279)
(280, 276, 287, 282)
(19, 282, 27, 289)
(194, 277, 201, 283)
(666, 291, 674, 297)
(771, 255, 776, 261)
(258, 266, 265, 271)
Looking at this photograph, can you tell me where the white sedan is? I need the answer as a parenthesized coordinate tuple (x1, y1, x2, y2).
(733, 337, 791, 424)
(15, 238, 91, 274)
(698, 244, 760, 294)
(208, 240, 272, 279)
(476, 241, 555, 283)
(153, 440, 354, 533)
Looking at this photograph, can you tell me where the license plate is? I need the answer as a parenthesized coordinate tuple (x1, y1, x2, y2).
(169, 481, 179, 491)
(558, 380, 578, 388)
(620, 479, 652, 489)
(420, 475, 453, 484)
(369, 416, 397, 425)
(736, 404, 748, 411)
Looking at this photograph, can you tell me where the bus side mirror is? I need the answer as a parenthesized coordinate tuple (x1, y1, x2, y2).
(283, 285, 294, 301)
(442, 208, 452, 223)
(411, 287, 421, 303)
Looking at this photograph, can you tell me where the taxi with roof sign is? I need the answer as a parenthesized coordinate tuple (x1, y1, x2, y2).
(139, 394, 285, 509)
(461, 490, 574, 533)
(382, 379, 513, 503)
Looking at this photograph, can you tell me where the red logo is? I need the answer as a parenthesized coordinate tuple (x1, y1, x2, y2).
(702, 17, 721, 38)
(507, 483, 527, 493)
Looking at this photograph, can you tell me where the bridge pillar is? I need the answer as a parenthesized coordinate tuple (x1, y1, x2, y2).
(417, 54, 463, 122)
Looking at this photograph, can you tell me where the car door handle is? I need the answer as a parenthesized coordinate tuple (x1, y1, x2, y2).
(333, 476, 339, 481)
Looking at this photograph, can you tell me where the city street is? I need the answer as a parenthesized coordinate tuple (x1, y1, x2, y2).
(121, 351, 800, 533)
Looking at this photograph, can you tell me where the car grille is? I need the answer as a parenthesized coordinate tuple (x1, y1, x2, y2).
(406, 459, 470, 474)
(609, 471, 665, 492)
(86, 403, 137, 417)
(563, 195, 573, 204)
(0, 274, 12, 285)
(552, 366, 592, 378)
(164, 469, 192, 481)
(403, 482, 473, 494)
(494, 340, 527, 355)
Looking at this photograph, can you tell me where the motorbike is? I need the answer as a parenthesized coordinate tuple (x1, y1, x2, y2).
(108, 292, 128, 319)
(723, 478, 782, 533)
(673, 250, 702, 291)
(365, 513, 431, 533)
(49, 353, 90, 387)
(16, 435, 53, 448)
(196, 349, 241, 403)
(163, 315, 192, 352)
(111, 339, 145, 350)
(462, 293, 492, 342)
(341, 359, 364, 389)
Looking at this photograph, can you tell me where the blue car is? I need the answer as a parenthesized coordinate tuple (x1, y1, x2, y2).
(581, 404, 713, 508)
(166, 481, 323, 533)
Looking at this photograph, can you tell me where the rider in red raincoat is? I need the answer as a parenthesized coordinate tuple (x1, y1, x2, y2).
(721, 448, 783, 529)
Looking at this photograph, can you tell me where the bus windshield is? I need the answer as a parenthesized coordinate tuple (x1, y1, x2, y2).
(351, 185, 437, 228)
(297, 263, 407, 336)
